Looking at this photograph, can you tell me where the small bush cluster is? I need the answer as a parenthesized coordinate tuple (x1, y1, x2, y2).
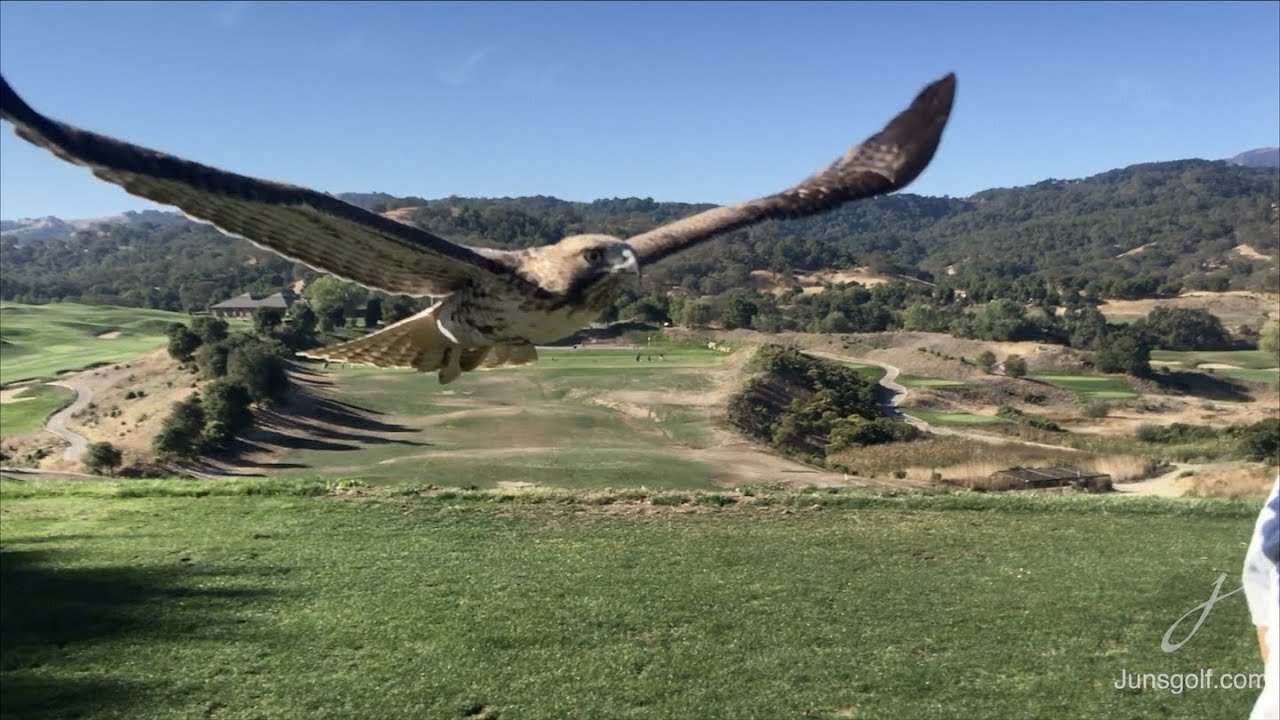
(727, 345, 919, 465)
(154, 316, 294, 461)
(1134, 419, 1279, 465)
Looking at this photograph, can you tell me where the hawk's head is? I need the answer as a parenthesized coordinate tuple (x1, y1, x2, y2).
(522, 234, 641, 308)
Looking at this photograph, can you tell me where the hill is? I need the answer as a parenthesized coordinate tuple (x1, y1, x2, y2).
(0, 210, 189, 245)
(2, 159, 1277, 312)
(1228, 146, 1280, 168)
(0, 302, 190, 385)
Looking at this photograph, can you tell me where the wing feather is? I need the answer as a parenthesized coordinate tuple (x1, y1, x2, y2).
(0, 74, 515, 297)
(626, 73, 957, 266)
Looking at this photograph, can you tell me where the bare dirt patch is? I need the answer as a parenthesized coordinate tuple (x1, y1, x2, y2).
(699, 329, 1086, 382)
(1119, 461, 1277, 499)
(1231, 244, 1274, 261)
(1098, 291, 1280, 327)
(33, 349, 198, 471)
(0, 386, 35, 404)
(1116, 242, 1156, 258)
(748, 267, 901, 295)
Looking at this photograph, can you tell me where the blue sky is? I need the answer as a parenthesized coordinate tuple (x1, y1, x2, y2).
(1, 1, 1277, 220)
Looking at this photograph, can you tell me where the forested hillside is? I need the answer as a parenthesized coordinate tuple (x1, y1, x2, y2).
(2, 159, 1276, 312)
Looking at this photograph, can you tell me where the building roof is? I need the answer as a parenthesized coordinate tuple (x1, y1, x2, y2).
(991, 466, 1111, 483)
(210, 290, 302, 310)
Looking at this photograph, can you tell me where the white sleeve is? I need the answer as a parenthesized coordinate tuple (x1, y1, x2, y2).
(1242, 477, 1280, 628)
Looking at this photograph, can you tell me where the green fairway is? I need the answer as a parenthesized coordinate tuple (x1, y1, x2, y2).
(902, 408, 1009, 425)
(0, 384, 76, 435)
(1150, 349, 1278, 371)
(1031, 373, 1140, 400)
(1213, 367, 1280, 385)
(835, 361, 888, 383)
(0, 303, 189, 385)
(897, 374, 967, 388)
(262, 343, 731, 488)
(0, 481, 1265, 720)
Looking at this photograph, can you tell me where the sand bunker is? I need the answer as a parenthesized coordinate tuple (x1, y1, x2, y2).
(0, 386, 34, 404)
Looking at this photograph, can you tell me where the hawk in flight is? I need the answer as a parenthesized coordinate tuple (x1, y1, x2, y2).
(1, 72, 956, 384)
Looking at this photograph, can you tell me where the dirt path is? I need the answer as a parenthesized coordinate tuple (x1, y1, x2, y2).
(44, 380, 93, 462)
(1114, 465, 1190, 497)
(0, 466, 108, 481)
(802, 350, 1082, 454)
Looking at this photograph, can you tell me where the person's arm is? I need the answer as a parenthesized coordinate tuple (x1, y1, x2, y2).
(1242, 478, 1279, 663)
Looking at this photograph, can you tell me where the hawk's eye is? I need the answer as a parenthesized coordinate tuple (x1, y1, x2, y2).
(583, 248, 604, 265)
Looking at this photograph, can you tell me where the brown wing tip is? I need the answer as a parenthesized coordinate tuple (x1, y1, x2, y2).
(917, 72, 957, 121)
(895, 71, 957, 140)
(873, 72, 958, 190)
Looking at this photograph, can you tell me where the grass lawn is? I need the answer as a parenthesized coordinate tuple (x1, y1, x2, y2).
(262, 344, 732, 488)
(0, 303, 189, 385)
(0, 384, 77, 435)
(1212, 367, 1280, 385)
(1031, 373, 1140, 400)
(896, 374, 967, 388)
(902, 408, 1009, 426)
(834, 361, 888, 383)
(0, 480, 1266, 720)
(1150, 349, 1278, 371)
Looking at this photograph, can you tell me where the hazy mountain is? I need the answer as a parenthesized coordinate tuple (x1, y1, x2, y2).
(1227, 147, 1280, 168)
(0, 192, 408, 245)
(0, 209, 189, 245)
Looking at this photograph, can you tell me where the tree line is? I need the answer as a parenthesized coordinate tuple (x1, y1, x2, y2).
(3, 159, 1275, 316)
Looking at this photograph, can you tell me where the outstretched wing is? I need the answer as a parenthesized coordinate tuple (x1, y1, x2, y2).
(626, 73, 957, 266)
(0, 74, 515, 297)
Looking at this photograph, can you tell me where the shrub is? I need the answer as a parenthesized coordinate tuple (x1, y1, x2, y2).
(1003, 354, 1028, 378)
(651, 494, 689, 506)
(1082, 402, 1110, 419)
(1238, 418, 1279, 465)
(253, 308, 284, 335)
(190, 316, 229, 345)
(227, 343, 291, 405)
(166, 323, 202, 362)
(1136, 423, 1221, 444)
(202, 420, 234, 450)
(693, 494, 736, 507)
(1026, 417, 1062, 432)
(83, 441, 123, 476)
(153, 423, 199, 459)
(203, 381, 255, 434)
(996, 405, 1025, 420)
(195, 342, 231, 379)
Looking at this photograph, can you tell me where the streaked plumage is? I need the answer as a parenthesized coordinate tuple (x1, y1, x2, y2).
(0, 72, 956, 384)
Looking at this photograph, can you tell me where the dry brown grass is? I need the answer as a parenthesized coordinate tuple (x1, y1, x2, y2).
(1182, 463, 1278, 500)
(829, 437, 1158, 487)
(829, 437, 1072, 480)
(1097, 291, 1280, 329)
(1075, 454, 1160, 481)
(36, 349, 198, 471)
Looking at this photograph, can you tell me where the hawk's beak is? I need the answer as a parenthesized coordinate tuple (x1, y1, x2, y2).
(612, 246, 641, 281)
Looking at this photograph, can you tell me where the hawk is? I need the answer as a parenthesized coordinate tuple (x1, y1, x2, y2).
(0, 72, 956, 384)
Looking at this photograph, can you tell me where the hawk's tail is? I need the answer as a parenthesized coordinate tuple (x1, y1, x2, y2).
(297, 306, 538, 384)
